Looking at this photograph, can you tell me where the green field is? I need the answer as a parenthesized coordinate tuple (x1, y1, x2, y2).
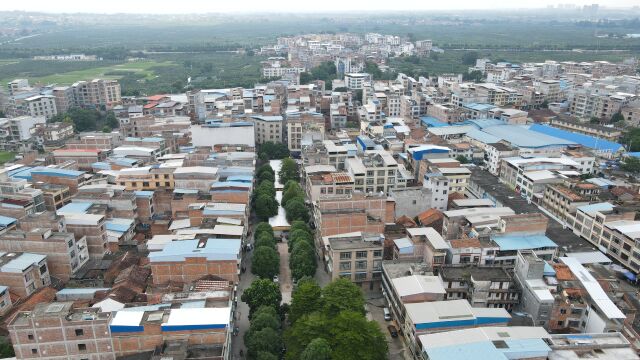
(0, 152, 15, 165)
(0, 60, 174, 86)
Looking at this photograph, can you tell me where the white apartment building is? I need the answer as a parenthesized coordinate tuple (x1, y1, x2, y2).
(25, 95, 57, 119)
(346, 150, 401, 194)
(286, 112, 325, 153)
(345, 73, 371, 90)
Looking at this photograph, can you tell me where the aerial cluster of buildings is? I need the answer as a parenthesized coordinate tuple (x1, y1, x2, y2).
(0, 36, 639, 360)
(259, 32, 435, 82)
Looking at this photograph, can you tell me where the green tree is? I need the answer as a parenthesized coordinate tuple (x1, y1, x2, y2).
(590, 116, 601, 124)
(252, 246, 280, 279)
(290, 278, 323, 324)
(256, 352, 279, 360)
(256, 194, 278, 220)
(328, 311, 388, 360)
(285, 199, 309, 223)
(621, 128, 640, 152)
(290, 221, 312, 235)
(102, 125, 112, 133)
(246, 327, 282, 359)
(299, 72, 313, 85)
(279, 158, 300, 184)
(259, 142, 290, 160)
(322, 278, 365, 317)
(255, 232, 276, 250)
(242, 279, 282, 317)
(255, 222, 275, 239)
(257, 164, 275, 179)
(290, 241, 316, 280)
(284, 313, 329, 359)
(256, 180, 276, 198)
(611, 111, 624, 123)
(463, 70, 483, 83)
(105, 111, 119, 128)
(621, 156, 640, 174)
(455, 155, 469, 164)
(288, 228, 313, 253)
(301, 338, 331, 360)
(250, 306, 281, 332)
(540, 100, 549, 109)
(461, 51, 479, 65)
(281, 183, 305, 208)
(0, 338, 14, 358)
(259, 170, 275, 183)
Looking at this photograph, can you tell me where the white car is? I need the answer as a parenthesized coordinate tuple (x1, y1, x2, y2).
(273, 275, 279, 283)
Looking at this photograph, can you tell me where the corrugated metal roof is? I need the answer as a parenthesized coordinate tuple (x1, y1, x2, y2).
(491, 233, 557, 251)
(529, 124, 622, 152)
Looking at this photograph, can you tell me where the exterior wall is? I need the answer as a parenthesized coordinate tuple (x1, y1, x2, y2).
(31, 173, 84, 196)
(111, 326, 226, 357)
(0, 260, 50, 298)
(150, 257, 238, 285)
(328, 246, 383, 283)
(9, 314, 114, 360)
(65, 222, 107, 260)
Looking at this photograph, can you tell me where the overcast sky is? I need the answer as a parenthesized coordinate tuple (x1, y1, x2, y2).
(0, 0, 637, 14)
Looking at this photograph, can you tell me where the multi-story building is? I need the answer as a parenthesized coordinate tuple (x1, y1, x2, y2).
(57, 203, 107, 259)
(149, 238, 241, 285)
(302, 140, 351, 171)
(571, 202, 640, 273)
(549, 118, 622, 141)
(322, 232, 384, 287)
(191, 121, 256, 148)
(52, 148, 109, 171)
(52, 86, 75, 113)
(439, 265, 520, 310)
(513, 250, 554, 328)
(71, 79, 122, 108)
(286, 111, 325, 154)
(9, 302, 115, 360)
(30, 167, 88, 196)
(0, 226, 88, 281)
(0, 252, 50, 298)
(7, 79, 29, 96)
(344, 73, 371, 90)
(305, 167, 354, 203)
(250, 115, 283, 144)
(346, 150, 401, 194)
(24, 95, 57, 119)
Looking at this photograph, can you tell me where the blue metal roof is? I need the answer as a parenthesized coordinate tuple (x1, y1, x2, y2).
(31, 167, 85, 178)
(420, 116, 448, 128)
(0, 215, 17, 227)
(482, 125, 576, 149)
(106, 219, 134, 233)
(462, 118, 506, 130)
(425, 338, 550, 360)
(408, 145, 450, 160)
(492, 234, 558, 251)
(57, 202, 92, 214)
(210, 181, 251, 189)
(135, 191, 154, 198)
(544, 262, 556, 276)
(627, 152, 640, 158)
(148, 238, 241, 262)
(577, 202, 615, 214)
(463, 103, 497, 112)
(465, 128, 502, 144)
(92, 162, 111, 170)
(8, 166, 33, 180)
(529, 124, 623, 153)
(226, 175, 253, 183)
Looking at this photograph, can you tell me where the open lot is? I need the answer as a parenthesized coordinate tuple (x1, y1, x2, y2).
(0, 60, 174, 85)
(0, 152, 16, 165)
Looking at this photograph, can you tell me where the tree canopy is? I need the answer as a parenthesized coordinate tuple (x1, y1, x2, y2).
(300, 338, 331, 360)
(289, 279, 322, 324)
(621, 156, 640, 174)
(241, 279, 282, 318)
(322, 278, 366, 317)
(259, 142, 290, 160)
(279, 158, 300, 185)
(284, 199, 309, 223)
(256, 194, 278, 220)
(252, 246, 280, 279)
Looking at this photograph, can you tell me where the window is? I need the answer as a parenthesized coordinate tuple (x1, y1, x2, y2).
(560, 309, 566, 314)
(78, 344, 87, 351)
(355, 260, 368, 270)
(68, 239, 74, 248)
(39, 264, 47, 275)
(339, 262, 351, 271)
(355, 273, 367, 281)
(28, 334, 34, 340)
(373, 250, 382, 257)
(75, 329, 84, 336)
(356, 251, 367, 259)
(24, 272, 32, 282)
(339, 252, 352, 260)
(32, 349, 37, 354)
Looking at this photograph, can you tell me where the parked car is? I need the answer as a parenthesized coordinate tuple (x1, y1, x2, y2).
(387, 325, 398, 338)
(383, 307, 391, 321)
(273, 275, 279, 283)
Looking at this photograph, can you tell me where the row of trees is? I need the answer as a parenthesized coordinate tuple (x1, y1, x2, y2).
(258, 141, 290, 161)
(255, 164, 279, 221)
(287, 221, 316, 282)
(282, 180, 309, 223)
(241, 279, 283, 360)
(284, 278, 388, 359)
(251, 222, 280, 280)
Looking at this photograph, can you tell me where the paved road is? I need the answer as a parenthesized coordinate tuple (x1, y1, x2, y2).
(367, 294, 410, 360)
(278, 241, 293, 304)
(230, 223, 258, 360)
